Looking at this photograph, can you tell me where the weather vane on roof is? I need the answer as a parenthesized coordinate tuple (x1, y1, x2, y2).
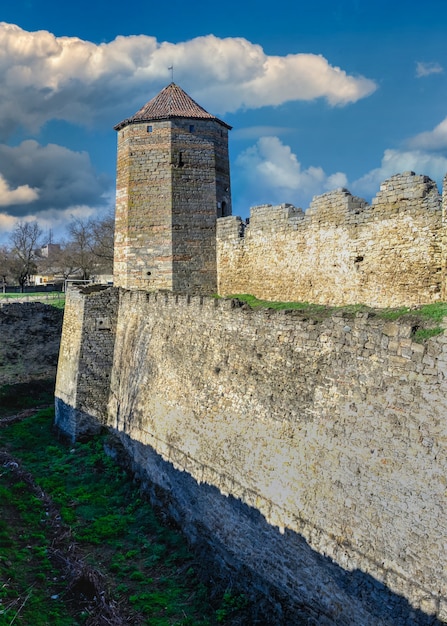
(168, 65, 174, 82)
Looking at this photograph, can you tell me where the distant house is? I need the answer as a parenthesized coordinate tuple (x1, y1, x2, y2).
(31, 273, 58, 286)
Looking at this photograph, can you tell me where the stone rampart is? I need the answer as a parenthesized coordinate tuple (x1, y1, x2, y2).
(55, 287, 447, 624)
(55, 286, 119, 440)
(217, 172, 446, 307)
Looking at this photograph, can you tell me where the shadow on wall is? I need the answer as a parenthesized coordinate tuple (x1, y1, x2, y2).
(52, 403, 442, 626)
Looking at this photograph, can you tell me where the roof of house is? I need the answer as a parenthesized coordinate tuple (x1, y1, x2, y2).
(114, 83, 232, 131)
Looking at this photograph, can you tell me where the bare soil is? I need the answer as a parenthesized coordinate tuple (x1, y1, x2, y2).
(0, 302, 63, 385)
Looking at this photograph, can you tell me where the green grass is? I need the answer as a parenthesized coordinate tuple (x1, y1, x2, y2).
(415, 302, 447, 322)
(47, 297, 65, 309)
(376, 302, 447, 341)
(411, 327, 444, 342)
(0, 292, 63, 297)
(0, 380, 55, 417)
(226, 294, 447, 341)
(227, 293, 330, 312)
(0, 476, 74, 625)
(0, 292, 65, 308)
(0, 407, 246, 625)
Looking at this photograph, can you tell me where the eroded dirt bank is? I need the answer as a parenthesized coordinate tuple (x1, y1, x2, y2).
(0, 302, 63, 385)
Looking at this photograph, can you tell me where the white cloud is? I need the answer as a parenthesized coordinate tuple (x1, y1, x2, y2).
(0, 174, 38, 206)
(0, 204, 107, 246)
(26, 205, 98, 240)
(0, 213, 18, 241)
(352, 148, 447, 197)
(0, 138, 113, 243)
(0, 140, 111, 217)
(326, 172, 349, 189)
(351, 115, 447, 198)
(194, 49, 376, 112)
(235, 136, 348, 209)
(407, 116, 447, 151)
(416, 61, 443, 78)
(0, 22, 377, 137)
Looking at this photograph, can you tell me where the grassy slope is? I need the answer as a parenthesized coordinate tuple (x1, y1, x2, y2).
(0, 400, 245, 625)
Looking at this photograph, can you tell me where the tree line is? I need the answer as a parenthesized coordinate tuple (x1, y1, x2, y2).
(0, 215, 114, 292)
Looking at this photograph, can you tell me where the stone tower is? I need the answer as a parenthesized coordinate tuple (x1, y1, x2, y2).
(113, 83, 232, 294)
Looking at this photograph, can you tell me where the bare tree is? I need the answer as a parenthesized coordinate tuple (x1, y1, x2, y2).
(9, 215, 114, 290)
(67, 218, 97, 281)
(9, 221, 42, 292)
(66, 214, 114, 280)
(90, 213, 114, 265)
(0, 246, 13, 292)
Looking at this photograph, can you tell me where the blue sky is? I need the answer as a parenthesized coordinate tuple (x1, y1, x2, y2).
(1, 0, 447, 243)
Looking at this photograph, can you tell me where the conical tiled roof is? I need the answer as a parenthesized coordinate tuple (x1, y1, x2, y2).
(114, 83, 231, 130)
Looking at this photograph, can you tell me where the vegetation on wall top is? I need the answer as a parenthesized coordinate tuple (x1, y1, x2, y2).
(226, 294, 447, 341)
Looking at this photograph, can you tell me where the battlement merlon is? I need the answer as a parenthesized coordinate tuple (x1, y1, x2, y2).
(443, 173, 447, 221)
(218, 172, 443, 243)
(216, 171, 446, 308)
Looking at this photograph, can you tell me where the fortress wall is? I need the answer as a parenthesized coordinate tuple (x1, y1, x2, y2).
(217, 173, 444, 307)
(442, 175, 447, 300)
(92, 290, 447, 623)
(55, 287, 119, 441)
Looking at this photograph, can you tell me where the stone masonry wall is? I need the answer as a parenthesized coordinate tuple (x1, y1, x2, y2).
(54, 286, 119, 441)
(170, 119, 229, 294)
(56, 287, 447, 623)
(217, 172, 446, 307)
(114, 118, 231, 294)
(114, 120, 174, 291)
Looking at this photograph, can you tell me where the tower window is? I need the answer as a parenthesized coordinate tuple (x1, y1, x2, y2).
(147, 125, 153, 133)
(189, 124, 195, 133)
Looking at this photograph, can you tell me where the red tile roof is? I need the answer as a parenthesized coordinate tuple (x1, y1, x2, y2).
(114, 83, 231, 131)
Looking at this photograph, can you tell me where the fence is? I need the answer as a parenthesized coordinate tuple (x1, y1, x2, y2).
(0, 292, 66, 305)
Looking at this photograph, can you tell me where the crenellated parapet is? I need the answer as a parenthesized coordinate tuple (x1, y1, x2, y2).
(55, 284, 447, 623)
(217, 172, 445, 307)
(442, 174, 447, 301)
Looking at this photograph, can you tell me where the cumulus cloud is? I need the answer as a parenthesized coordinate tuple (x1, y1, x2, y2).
(0, 213, 19, 240)
(416, 61, 443, 78)
(0, 174, 39, 206)
(0, 22, 377, 138)
(407, 116, 447, 151)
(235, 136, 348, 210)
(352, 148, 447, 197)
(0, 140, 111, 217)
(0, 203, 108, 245)
(350, 114, 447, 198)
